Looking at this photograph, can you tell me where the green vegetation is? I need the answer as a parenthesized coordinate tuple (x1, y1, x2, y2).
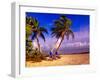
(26, 17, 47, 62)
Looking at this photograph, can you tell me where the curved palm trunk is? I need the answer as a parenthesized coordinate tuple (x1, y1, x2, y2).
(49, 39, 59, 58)
(55, 30, 67, 55)
(55, 36, 64, 54)
(51, 39, 59, 52)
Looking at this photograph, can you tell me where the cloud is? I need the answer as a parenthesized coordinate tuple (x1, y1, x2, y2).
(61, 41, 89, 48)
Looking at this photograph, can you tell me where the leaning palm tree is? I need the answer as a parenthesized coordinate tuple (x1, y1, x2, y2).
(31, 18, 48, 53)
(51, 15, 74, 58)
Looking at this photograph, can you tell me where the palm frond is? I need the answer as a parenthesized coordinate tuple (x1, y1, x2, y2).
(66, 19, 72, 27)
(40, 33, 45, 42)
(54, 20, 64, 27)
(51, 26, 65, 38)
(31, 32, 37, 40)
(39, 27, 48, 34)
(60, 15, 67, 20)
(60, 15, 72, 27)
(60, 15, 67, 23)
(66, 29, 74, 39)
(51, 31, 62, 38)
(51, 26, 65, 32)
(33, 18, 39, 28)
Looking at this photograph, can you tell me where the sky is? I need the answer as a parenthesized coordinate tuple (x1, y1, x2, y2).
(26, 12, 90, 54)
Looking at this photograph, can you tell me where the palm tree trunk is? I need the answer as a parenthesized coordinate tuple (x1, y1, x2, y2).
(51, 39, 59, 52)
(55, 30, 67, 54)
(36, 37, 41, 53)
(55, 36, 64, 54)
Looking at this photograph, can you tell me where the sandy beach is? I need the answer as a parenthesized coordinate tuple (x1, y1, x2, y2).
(26, 53, 89, 67)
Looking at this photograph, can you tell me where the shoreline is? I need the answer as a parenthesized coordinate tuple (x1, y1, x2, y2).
(26, 53, 89, 67)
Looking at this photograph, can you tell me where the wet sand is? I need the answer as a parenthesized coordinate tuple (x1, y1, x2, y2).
(26, 53, 89, 67)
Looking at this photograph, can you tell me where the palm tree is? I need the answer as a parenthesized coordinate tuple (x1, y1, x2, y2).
(26, 16, 48, 61)
(51, 15, 74, 57)
(31, 18, 48, 53)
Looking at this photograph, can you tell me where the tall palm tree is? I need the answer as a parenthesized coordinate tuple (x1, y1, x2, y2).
(31, 18, 48, 53)
(51, 15, 74, 56)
